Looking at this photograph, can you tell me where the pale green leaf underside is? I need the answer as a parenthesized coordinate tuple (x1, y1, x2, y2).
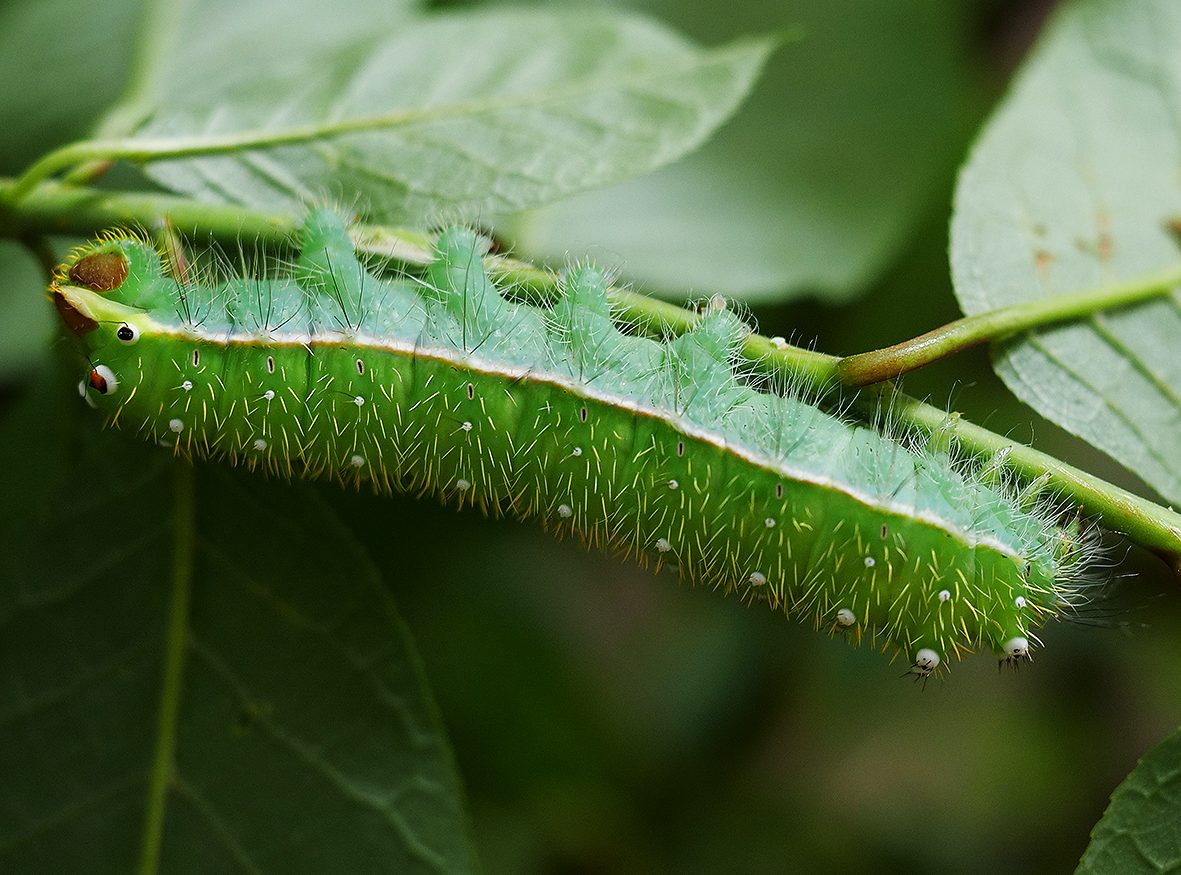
(0, 418, 474, 873)
(1077, 727, 1181, 873)
(951, 0, 1181, 505)
(132, 8, 774, 225)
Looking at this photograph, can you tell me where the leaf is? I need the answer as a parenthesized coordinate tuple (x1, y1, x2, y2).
(508, 0, 980, 303)
(1077, 727, 1181, 873)
(129, 8, 774, 225)
(951, 0, 1181, 505)
(135, 0, 425, 116)
(0, 392, 477, 873)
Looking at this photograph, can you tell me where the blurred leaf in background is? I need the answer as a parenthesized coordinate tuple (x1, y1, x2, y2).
(508, 0, 983, 304)
(0, 382, 476, 873)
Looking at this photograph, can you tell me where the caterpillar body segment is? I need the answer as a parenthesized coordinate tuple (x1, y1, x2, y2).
(52, 210, 1090, 674)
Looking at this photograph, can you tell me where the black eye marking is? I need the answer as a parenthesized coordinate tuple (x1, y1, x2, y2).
(116, 323, 137, 343)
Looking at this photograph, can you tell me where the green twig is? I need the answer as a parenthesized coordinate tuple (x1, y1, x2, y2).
(2, 178, 1179, 564)
(837, 266, 1181, 386)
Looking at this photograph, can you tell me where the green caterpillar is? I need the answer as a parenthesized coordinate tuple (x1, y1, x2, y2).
(51, 210, 1091, 676)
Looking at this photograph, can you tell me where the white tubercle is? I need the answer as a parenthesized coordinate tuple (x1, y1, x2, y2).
(1001, 637, 1030, 660)
(836, 608, 856, 627)
(913, 648, 941, 673)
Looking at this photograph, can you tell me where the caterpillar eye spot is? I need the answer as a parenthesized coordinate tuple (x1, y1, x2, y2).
(116, 323, 138, 344)
(68, 251, 128, 292)
(86, 365, 118, 395)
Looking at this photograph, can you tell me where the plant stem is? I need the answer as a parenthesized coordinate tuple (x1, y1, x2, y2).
(138, 462, 196, 875)
(837, 267, 1181, 386)
(2, 178, 1179, 564)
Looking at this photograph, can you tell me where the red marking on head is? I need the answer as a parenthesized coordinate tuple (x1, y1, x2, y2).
(87, 368, 108, 393)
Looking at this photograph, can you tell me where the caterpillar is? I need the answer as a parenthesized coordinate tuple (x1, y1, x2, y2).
(50, 209, 1093, 676)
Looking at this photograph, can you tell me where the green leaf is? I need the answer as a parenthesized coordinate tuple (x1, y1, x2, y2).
(0, 395, 476, 873)
(126, 8, 774, 224)
(509, 0, 979, 303)
(0, 242, 52, 381)
(130, 0, 425, 119)
(951, 0, 1181, 505)
(1077, 727, 1181, 873)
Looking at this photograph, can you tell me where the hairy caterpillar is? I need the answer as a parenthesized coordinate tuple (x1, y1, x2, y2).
(51, 210, 1093, 676)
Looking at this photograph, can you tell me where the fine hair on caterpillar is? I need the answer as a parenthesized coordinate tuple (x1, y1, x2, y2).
(50, 209, 1102, 678)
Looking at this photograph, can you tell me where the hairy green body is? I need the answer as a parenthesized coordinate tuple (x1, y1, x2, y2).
(53, 211, 1082, 673)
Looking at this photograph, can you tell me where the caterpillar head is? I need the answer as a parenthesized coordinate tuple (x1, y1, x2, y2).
(51, 235, 172, 410)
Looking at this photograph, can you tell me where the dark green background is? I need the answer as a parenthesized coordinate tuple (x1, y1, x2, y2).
(2, 0, 1177, 872)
